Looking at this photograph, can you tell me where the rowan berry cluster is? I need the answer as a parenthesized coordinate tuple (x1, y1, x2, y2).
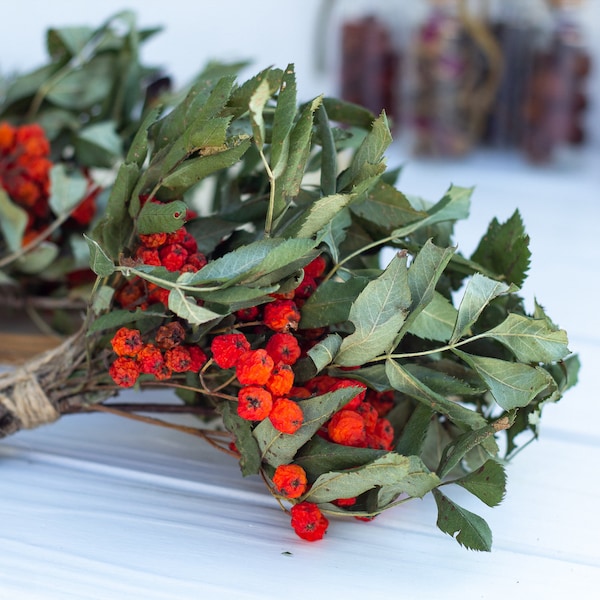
(109, 323, 207, 387)
(108, 241, 397, 542)
(114, 223, 207, 310)
(0, 121, 99, 246)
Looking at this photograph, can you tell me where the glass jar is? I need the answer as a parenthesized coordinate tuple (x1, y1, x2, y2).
(481, 0, 547, 149)
(403, 0, 502, 157)
(320, 0, 411, 132)
(520, 0, 591, 163)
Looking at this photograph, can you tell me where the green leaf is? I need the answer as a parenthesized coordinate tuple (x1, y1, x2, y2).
(248, 77, 271, 150)
(74, 121, 122, 168)
(158, 138, 251, 197)
(436, 414, 514, 478)
(90, 284, 115, 316)
(398, 240, 456, 340)
(455, 460, 507, 507)
(87, 307, 168, 333)
(394, 404, 434, 458)
(471, 210, 531, 287)
(240, 238, 317, 285)
(14, 242, 59, 274)
(167, 288, 222, 325)
(125, 106, 161, 167)
(270, 64, 297, 178)
(453, 349, 557, 411)
(300, 277, 370, 329)
(482, 313, 571, 363)
(281, 95, 322, 196)
(294, 436, 387, 481)
(336, 253, 410, 366)
(84, 234, 115, 276)
(451, 274, 512, 343)
(391, 185, 472, 239)
(316, 103, 337, 196)
(321, 97, 375, 129)
(407, 292, 457, 342)
(283, 193, 355, 239)
(220, 401, 261, 476)
(350, 180, 426, 231)
(385, 359, 488, 430)
(48, 165, 88, 215)
(96, 161, 138, 258)
(433, 489, 493, 551)
(46, 54, 114, 110)
(0, 189, 27, 252)
(253, 387, 360, 467)
(306, 334, 342, 372)
(303, 453, 438, 505)
(136, 200, 188, 235)
(337, 112, 391, 192)
(47, 25, 95, 59)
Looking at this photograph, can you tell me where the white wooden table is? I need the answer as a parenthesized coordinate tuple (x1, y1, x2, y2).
(1, 147, 599, 599)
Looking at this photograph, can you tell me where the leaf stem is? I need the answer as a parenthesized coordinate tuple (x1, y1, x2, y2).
(258, 148, 276, 238)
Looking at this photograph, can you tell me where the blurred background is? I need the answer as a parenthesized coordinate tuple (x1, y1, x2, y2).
(1, 0, 598, 163)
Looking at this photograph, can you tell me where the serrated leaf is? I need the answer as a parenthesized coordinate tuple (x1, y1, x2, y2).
(338, 112, 392, 191)
(97, 161, 138, 258)
(453, 349, 557, 411)
(451, 274, 512, 343)
(482, 313, 570, 363)
(303, 453, 438, 505)
(283, 193, 355, 239)
(84, 234, 115, 276)
(455, 460, 507, 507)
(158, 138, 251, 197)
(336, 253, 410, 366)
(433, 489, 492, 551)
(167, 288, 222, 325)
(0, 189, 27, 252)
(125, 106, 161, 167)
(270, 64, 297, 178)
(136, 200, 187, 235)
(471, 210, 531, 287)
(253, 387, 360, 467)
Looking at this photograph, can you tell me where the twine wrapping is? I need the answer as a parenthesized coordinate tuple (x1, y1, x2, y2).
(0, 329, 87, 437)
(0, 366, 60, 430)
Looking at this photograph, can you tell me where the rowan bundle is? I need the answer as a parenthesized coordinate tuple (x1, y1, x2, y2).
(0, 17, 579, 549)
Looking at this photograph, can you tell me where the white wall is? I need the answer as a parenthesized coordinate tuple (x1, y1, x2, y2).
(1, 0, 598, 146)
